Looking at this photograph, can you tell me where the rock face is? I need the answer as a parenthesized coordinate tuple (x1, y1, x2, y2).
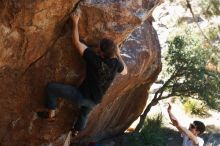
(0, 0, 162, 145)
(78, 20, 162, 143)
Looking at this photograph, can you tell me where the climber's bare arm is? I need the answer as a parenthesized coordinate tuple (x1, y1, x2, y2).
(167, 103, 199, 145)
(116, 46, 128, 75)
(177, 125, 200, 146)
(71, 12, 87, 56)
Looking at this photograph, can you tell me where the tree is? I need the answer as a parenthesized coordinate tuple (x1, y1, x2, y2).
(135, 0, 220, 132)
(199, 0, 220, 17)
(135, 33, 220, 131)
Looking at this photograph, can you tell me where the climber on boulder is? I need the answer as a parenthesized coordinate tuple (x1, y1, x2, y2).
(38, 10, 127, 133)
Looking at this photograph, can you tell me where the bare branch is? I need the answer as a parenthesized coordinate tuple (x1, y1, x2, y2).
(185, 0, 218, 52)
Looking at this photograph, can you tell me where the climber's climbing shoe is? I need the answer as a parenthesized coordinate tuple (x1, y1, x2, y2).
(37, 111, 56, 122)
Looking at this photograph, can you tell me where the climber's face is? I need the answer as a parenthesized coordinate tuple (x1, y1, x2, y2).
(189, 123, 197, 135)
(95, 47, 104, 57)
(100, 38, 116, 58)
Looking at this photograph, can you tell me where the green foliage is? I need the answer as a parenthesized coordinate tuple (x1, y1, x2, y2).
(199, 0, 220, 17)
(169, 0, 220, 17)
(128, 115, 166, 146)
(164, 31, 220, 110)
(183, 98, 209, 117)
(207, 26, 220, 41)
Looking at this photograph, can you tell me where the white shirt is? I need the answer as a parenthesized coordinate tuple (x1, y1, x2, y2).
(182, 134, 204, 146)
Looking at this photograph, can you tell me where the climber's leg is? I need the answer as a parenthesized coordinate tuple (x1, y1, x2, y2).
(38, 83, 96, 119)
(46, 83, 84, 110)
(74, 106, 94, 131)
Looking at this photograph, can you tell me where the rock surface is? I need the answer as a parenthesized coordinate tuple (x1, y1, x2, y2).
(76, 20, 162, 143)
(0, 0, 162, 145)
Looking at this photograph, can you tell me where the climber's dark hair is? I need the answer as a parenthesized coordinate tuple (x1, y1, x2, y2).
(193, 120, 205, 135)
(100, 38, 116, 58)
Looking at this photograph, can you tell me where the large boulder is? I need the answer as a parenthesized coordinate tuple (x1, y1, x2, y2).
(78, 0, 162, 46)
(0, 0, 162, 145)
(77, 20, 162, 143)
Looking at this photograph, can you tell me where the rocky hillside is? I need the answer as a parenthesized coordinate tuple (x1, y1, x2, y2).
(0, 0, 163, 145)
